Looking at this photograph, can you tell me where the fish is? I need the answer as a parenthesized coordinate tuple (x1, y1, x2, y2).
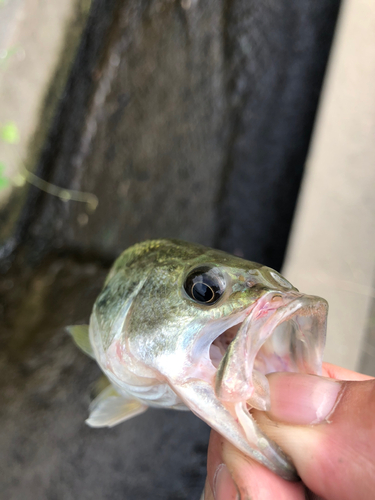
(67, 239, 328, 481)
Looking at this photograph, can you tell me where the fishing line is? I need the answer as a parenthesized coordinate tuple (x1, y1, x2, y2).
(19, 164, 98, 212)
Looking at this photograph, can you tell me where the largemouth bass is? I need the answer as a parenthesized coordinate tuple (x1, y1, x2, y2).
(68, 239, 328, 481)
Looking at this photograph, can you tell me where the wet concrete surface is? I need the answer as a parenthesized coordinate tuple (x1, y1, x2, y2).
(0, 255, 209, 499)
(1, 343, 208, 500)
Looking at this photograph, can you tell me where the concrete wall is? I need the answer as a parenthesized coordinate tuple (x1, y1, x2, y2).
(283, 0, 375, 374)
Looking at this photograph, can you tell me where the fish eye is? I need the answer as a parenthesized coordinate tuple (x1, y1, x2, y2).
(184, 266, 224, 305)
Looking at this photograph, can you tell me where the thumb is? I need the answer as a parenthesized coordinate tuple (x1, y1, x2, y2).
(254, 373, 375, 500)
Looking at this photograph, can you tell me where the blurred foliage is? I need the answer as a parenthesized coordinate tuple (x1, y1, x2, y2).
(0, 122, 20, 190)
(0, 163, 10, 189)
(1, 122, 19, 144)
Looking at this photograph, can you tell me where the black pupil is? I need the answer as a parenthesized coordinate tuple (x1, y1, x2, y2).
(192, 282, 215, 303)
(184, 267, 223, 305)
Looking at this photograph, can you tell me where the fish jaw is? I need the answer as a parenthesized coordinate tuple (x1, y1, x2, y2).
(169, 291, 327, 481)
(174, 379, 298, 481)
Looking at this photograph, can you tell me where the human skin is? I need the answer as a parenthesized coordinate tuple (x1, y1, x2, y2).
(204, 363, 374, 500)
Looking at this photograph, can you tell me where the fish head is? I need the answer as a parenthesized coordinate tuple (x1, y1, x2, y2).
(89, 239, 328, 480)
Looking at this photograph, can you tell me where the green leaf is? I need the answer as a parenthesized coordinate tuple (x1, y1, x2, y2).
(0, 122, 20, 144)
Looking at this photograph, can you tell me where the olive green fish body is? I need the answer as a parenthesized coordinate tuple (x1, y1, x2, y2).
(69, 239, 328, 481)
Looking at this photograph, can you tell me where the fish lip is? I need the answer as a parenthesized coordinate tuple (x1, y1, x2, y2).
(249, 292, 328, 376)
(214, 291, 328, 403)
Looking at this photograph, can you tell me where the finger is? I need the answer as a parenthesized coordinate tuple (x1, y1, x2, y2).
(322, 362, 374, 381)
(206, 431, 240, 500)
(206, 429, 306, 500)
(305, 490, 325, 500)
(202, 478, 214, 500)
(255, 373, 375, 500)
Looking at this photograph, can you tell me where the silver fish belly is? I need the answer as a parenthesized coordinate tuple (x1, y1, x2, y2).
(68, 239, 328, 481)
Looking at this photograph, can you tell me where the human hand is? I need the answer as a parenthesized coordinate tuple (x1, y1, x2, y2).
(203, 363, 374, 500)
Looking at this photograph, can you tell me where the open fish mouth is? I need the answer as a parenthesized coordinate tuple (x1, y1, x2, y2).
(178, 292, 328, 481)
(186, 291, 328, 480)
(212, 292, 328, 411)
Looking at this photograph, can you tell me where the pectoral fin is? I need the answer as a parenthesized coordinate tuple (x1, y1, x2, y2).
(66, 324, 95, 359)
(86, 385, 148, 428)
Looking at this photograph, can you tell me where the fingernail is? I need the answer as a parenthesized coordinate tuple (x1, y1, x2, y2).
(267, 373, 342, 425)
(213, 464, 239, 500)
